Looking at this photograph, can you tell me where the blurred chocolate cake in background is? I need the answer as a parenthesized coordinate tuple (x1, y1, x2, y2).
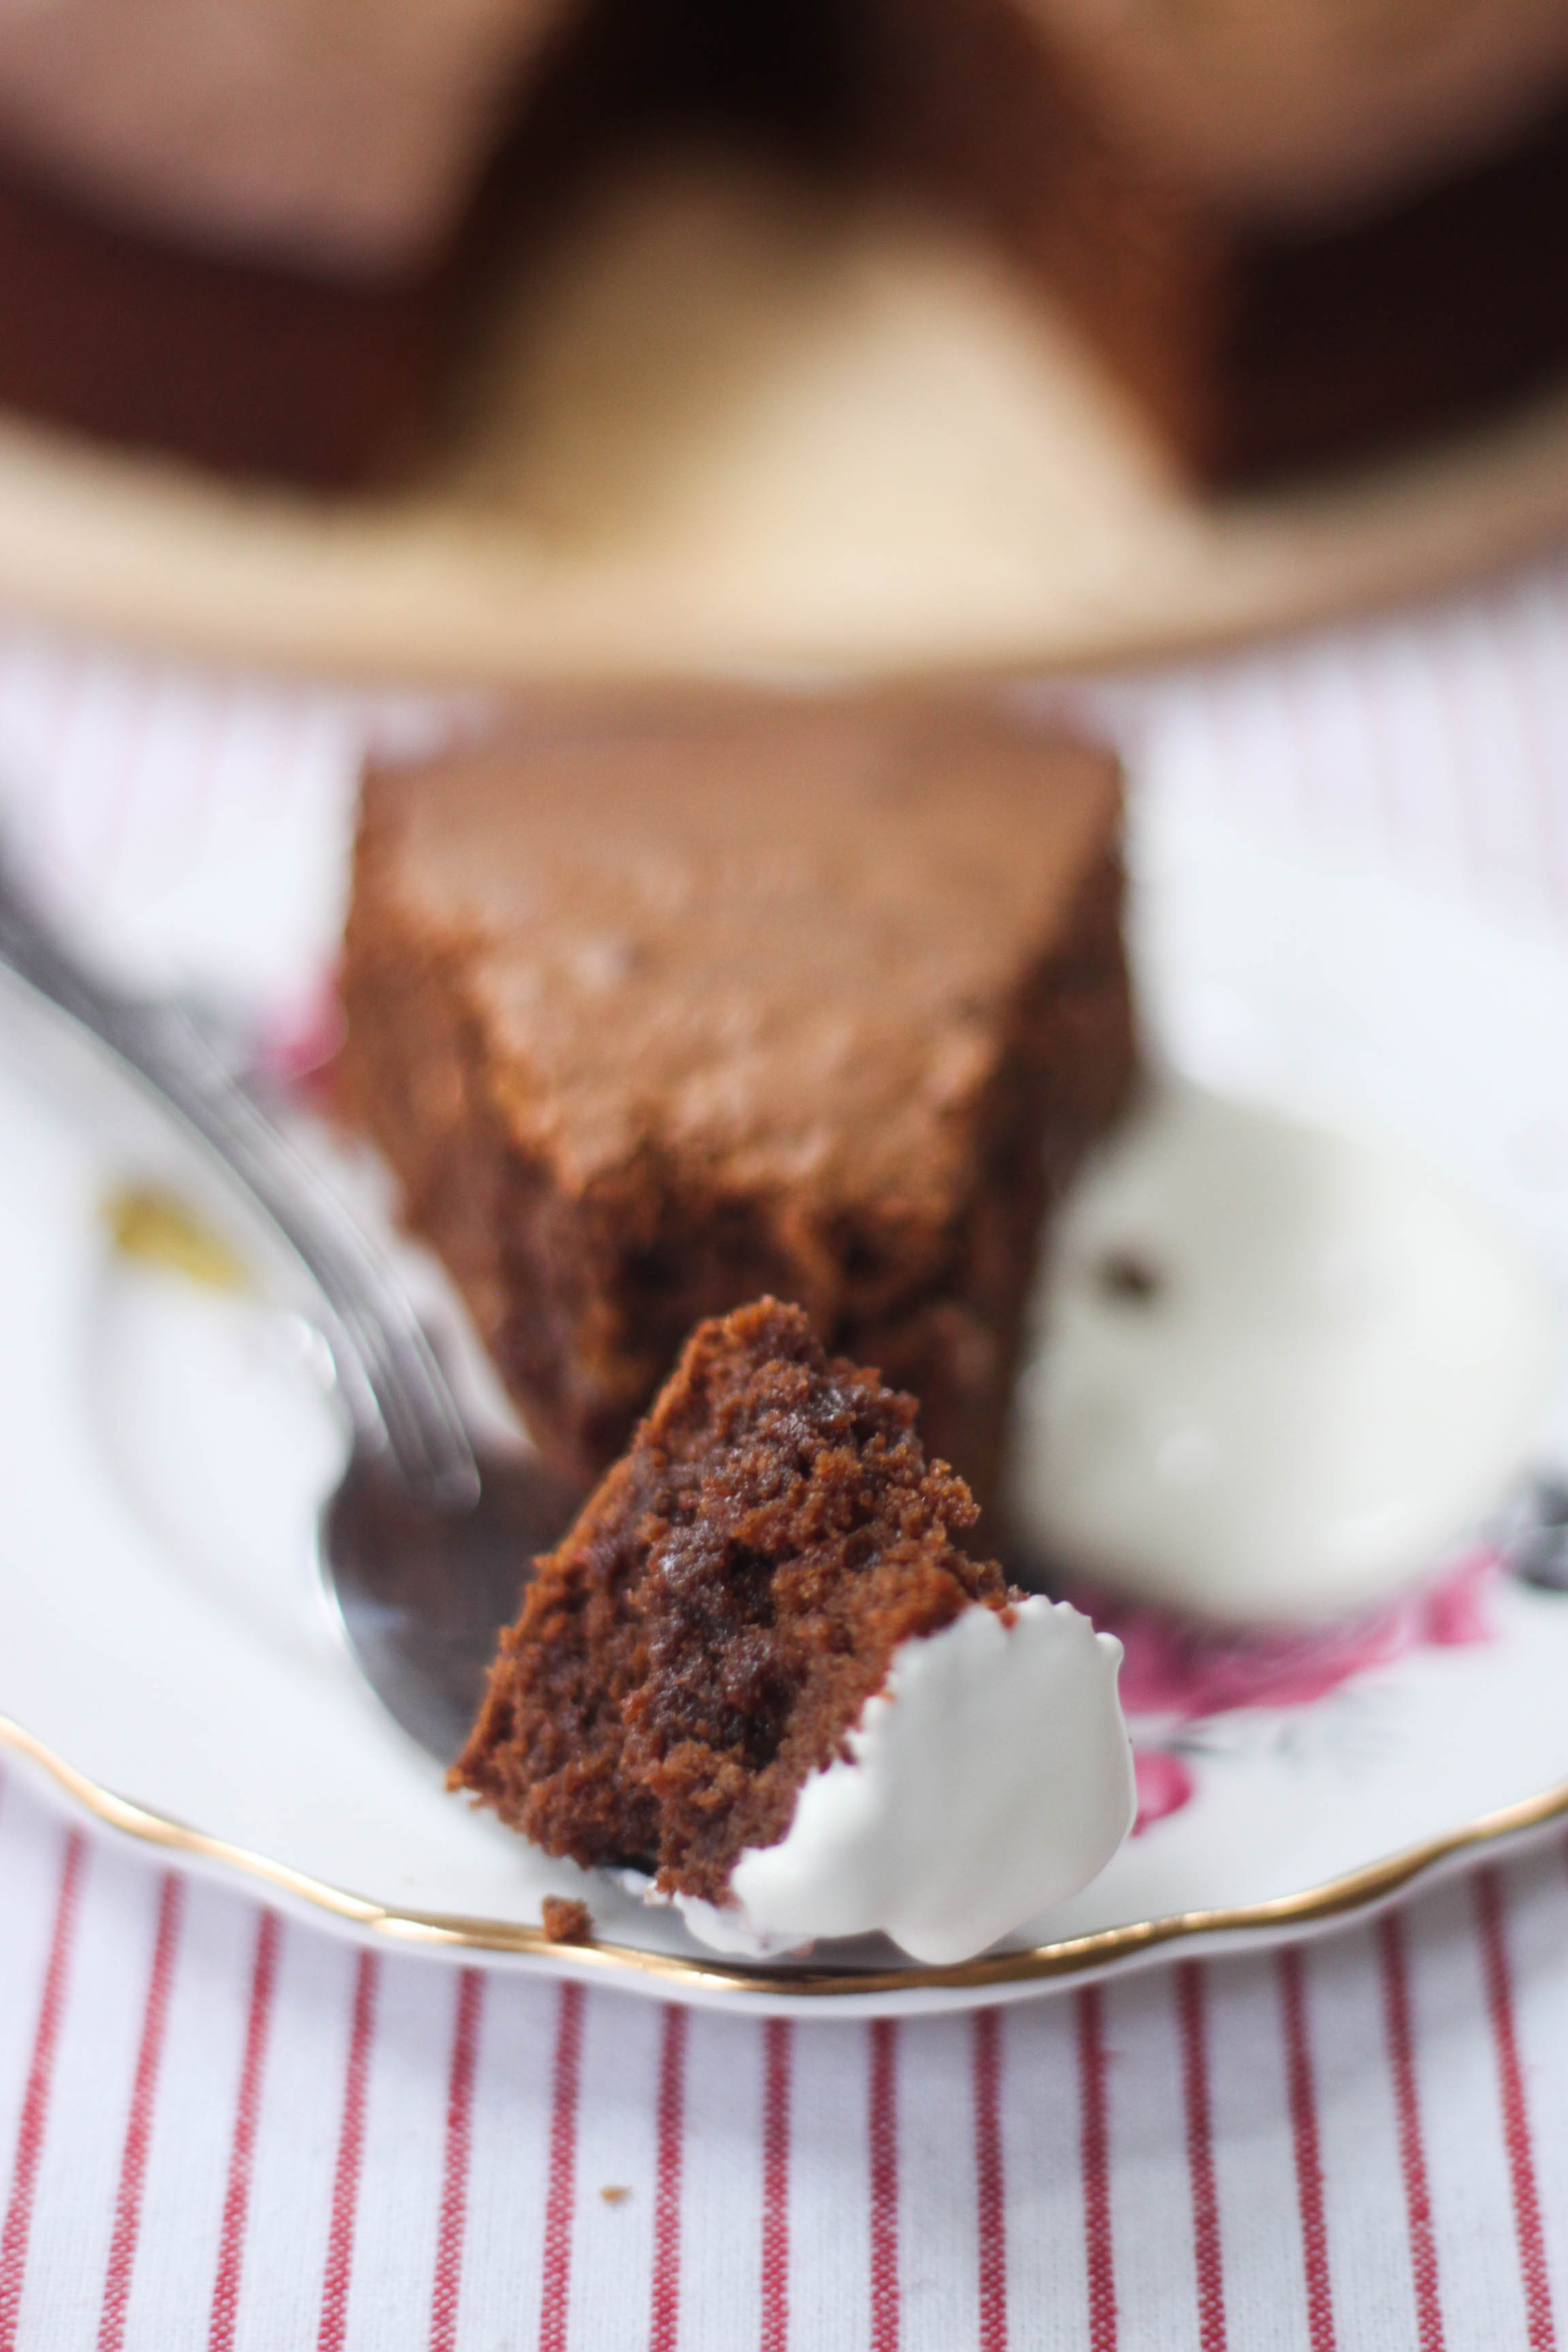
(0, 0, 1564, 489)
(853, 0, 1568, 482)
(0, 0, 840, 486)
(0, 0, 576, 485)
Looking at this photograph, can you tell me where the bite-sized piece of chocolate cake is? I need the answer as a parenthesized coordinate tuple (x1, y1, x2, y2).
(855, 0, 1568, 483)
(453, 1299, 1133, 1963)
(338, 691, 1134, 1501)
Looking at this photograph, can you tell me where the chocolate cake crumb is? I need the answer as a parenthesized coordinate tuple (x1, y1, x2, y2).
(540, 1895, 594, 1944)
(452, 1296, 1012, 1907)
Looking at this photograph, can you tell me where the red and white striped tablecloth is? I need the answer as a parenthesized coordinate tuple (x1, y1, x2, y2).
(3, 1767, 1567, 2352)
(3, 559, 1568, 2349)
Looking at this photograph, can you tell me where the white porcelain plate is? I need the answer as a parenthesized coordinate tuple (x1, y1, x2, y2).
(3, 771, 1568, 2018)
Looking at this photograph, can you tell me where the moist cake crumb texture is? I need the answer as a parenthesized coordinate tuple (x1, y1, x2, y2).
(452, 1296, 1011, 1905)
(339, 693, 1134, 1501)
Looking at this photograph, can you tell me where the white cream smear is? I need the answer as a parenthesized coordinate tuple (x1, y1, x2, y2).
(1010, 1081, 1559, 1626)
(666, 1597, 1134, 1965)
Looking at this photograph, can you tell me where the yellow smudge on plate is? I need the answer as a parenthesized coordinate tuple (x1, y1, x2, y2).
(102, 1185, 251, 1294)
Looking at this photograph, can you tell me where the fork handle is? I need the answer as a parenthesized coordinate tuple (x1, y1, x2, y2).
(0, 851, 479, 1508)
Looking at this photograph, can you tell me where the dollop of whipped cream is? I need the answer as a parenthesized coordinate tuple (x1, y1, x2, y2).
(663, 1596, 1134, 1967)
(1009, 1081, 1558, 1625)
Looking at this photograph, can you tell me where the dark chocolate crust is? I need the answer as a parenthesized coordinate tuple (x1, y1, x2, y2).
(0, 148, 447, 490)
(452, 1296, 1009, 1901)
(856, 0, 1568, 483)
(338, 693, 1135, 1498)
(1222, 101, 1568, 484)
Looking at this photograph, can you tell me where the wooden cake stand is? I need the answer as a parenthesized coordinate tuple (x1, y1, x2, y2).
(2, 150, 1567, 687)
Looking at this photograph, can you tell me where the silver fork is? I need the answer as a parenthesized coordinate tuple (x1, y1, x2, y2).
(0, 850, 580, 1765)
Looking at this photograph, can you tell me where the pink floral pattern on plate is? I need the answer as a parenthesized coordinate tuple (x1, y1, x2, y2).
(1079, 1551, 1501, 1835)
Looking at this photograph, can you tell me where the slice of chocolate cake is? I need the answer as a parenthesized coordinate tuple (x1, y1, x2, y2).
(453, 1298, 1133, 1963)
(338, 691, 1134, 1501)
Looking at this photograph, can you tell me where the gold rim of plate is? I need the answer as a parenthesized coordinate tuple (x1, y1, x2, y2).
(5, 1710, 1564, 2002)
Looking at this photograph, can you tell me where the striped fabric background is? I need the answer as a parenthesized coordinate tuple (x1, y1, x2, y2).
(1, 555, 1568, 2347)
(2, 1769, 1565, 2352)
